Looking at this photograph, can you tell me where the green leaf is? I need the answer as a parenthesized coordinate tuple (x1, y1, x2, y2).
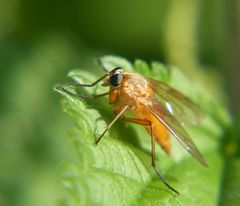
(54, 55, 231, 206)
(219, 116, 240, 206)
(98, 55, 133, 72)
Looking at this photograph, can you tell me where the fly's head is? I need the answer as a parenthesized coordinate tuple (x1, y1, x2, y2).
(101, 67, 124, 87)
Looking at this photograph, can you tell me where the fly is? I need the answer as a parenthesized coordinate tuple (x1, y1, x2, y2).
(57, 66, 208, 195)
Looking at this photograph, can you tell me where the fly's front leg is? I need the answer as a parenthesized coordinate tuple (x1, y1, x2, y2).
(60, 73, 108, 88)
(56, 73, 110, 99)
(58, 86, 110, 100)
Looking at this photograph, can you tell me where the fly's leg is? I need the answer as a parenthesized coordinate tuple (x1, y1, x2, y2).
(150, 124, 180, 195)
(121, 117, 151, 126)
(123, 117, 180, 195)
(96, 105, 129, 144)
(58, 86, 110, 100)
(61, 73, 108, 88)
(56, 73, 110, 99)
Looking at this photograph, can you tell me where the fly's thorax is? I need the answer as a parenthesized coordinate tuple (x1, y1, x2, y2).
(108, 73, 154, 115)
(110, 73, 154, 115)
(120, 74, 152, 98)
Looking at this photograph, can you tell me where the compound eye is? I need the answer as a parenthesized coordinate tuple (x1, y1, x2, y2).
(110, 67, 123, 86)
(110, 73, 123, 86)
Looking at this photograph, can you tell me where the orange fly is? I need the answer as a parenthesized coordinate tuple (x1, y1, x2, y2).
(58, 65, 208, 195)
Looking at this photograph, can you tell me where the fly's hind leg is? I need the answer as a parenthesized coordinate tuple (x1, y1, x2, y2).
(123, 117, 180, 195)
(150, 124, 180, 195)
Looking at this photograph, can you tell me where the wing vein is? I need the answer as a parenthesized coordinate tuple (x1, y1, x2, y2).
(140, 97, 208, 167)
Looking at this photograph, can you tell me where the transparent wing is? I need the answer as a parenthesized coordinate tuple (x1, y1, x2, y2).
(148, 78, 203, 125)
(141, 97, 208, 167)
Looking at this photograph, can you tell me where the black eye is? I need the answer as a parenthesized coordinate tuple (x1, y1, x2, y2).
(110, 73, 123, 86)
(110, 67, 123, 86)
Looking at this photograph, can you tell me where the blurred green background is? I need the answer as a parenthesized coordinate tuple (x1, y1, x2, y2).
(0, 0, 239, 206)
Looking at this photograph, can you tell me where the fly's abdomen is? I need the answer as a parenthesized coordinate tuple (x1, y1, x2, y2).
(149, 114, 171, 155)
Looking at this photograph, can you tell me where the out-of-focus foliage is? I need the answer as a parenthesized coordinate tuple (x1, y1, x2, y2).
(54, 56, 230, 206)
(0, 0, 239, 206)
(219, 116, 240, 206)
